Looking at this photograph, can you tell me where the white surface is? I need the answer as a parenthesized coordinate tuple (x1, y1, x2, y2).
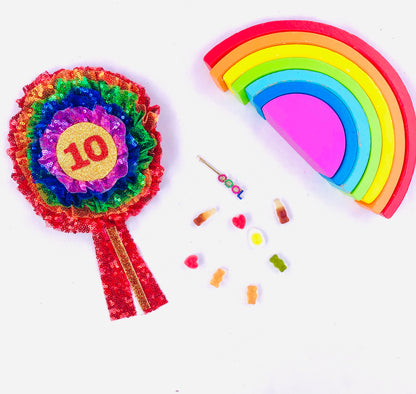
(1, 1, 416, 393)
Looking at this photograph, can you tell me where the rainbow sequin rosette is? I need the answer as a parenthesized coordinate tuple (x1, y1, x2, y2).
(8, 67, 167, 320)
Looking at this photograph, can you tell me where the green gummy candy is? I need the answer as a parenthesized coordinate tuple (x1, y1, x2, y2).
(269, 254, 287, 272)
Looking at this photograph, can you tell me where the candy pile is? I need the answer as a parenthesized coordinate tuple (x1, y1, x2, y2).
(185, 198, 290, 305)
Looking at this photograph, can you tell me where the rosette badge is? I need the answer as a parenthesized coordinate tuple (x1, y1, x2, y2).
(8, 67, 167, 320)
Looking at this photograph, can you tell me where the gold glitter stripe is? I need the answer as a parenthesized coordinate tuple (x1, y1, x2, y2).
(106, 226, 151, 311)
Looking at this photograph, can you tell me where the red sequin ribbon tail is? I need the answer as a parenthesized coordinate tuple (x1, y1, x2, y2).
(92, 223, 167, 320)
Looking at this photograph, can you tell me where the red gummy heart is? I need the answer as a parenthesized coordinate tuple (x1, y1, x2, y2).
(232, 214, 246, 229)
(184, 255, 199, 269)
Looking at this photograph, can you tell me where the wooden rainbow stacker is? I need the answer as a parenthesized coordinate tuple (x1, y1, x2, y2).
(203, 20, 416, 218)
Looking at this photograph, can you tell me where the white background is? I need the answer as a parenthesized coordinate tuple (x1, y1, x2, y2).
(1, 0, 416, 393)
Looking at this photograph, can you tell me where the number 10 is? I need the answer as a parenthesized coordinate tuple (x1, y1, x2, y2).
(63, 134, 109, 171)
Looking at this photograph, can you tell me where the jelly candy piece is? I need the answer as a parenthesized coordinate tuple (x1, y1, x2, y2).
(193, 208, 217, 226)
(274, 198, 289, 224)
(232, 214, 246, 229)
(248, 228, 266, 247)
(184, 255, 198, 269)
(210, 268, 226, 287)
(247, 285, 258, 304)
(269, 254, 287, 272)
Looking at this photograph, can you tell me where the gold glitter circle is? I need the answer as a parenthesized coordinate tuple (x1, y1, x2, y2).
(56, 122, 118, 181)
